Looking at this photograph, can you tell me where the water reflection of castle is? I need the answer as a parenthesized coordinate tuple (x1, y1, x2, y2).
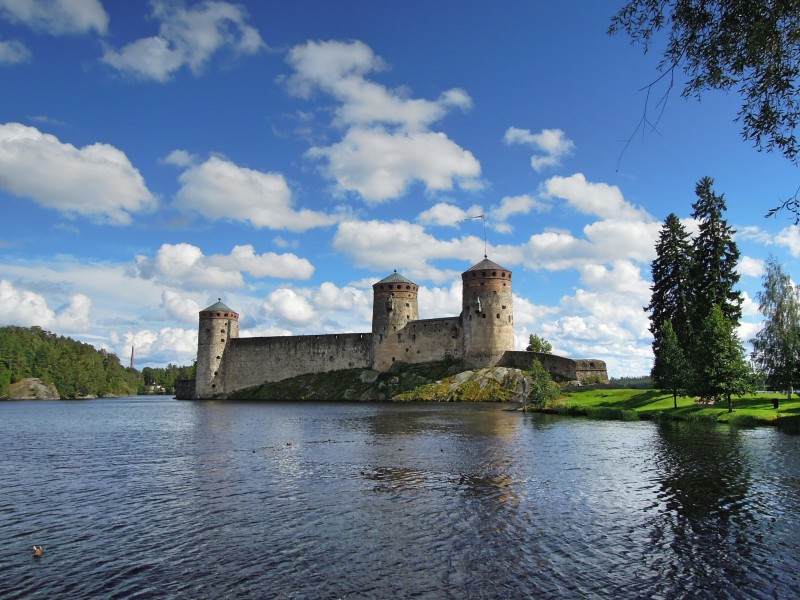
(183, 258, 607, 399)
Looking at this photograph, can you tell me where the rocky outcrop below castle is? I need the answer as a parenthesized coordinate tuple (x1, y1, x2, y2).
(3, 378, 60, 400)
(225, 360, 537, 402)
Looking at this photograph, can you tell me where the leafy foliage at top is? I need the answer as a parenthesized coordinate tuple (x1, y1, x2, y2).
(750, 256, 800, 400)
(610, 0, 800, 163)
(610, 0, 800, 219)
(525, 333, 553, 353)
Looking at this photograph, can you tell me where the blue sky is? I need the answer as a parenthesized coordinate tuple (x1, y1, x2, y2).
(1, 0, 798, 377)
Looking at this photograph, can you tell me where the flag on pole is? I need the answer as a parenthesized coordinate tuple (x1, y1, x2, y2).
(456, 214, 485, 223)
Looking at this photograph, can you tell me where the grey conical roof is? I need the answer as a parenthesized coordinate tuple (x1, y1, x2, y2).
(465, 258, 508, 272)
(375, 271, 417, 285)
(202, 300, 236, 313)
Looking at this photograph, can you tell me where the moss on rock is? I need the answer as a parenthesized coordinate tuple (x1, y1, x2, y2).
(225, 360, 528, 402)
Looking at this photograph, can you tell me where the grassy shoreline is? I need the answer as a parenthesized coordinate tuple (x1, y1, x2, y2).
(532, 388, 800, 431)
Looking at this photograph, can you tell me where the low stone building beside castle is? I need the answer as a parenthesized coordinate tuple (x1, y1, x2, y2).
(188, 258, 607, 399)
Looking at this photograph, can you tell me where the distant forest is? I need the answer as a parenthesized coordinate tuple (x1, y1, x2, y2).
(0, 326, 195, 399)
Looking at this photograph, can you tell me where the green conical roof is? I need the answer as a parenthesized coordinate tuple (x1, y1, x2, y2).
(202, 299, 236, 313)
(375, 271, 416, 285)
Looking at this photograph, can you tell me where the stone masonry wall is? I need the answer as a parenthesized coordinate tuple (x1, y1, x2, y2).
(220, 333, 372, 394)
(397, 317, 462, 365)
(500, 351, 609, 383)
(573, 359, 609, 383)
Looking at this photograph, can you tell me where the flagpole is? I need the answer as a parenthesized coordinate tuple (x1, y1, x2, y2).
(456, 213, 488, 258)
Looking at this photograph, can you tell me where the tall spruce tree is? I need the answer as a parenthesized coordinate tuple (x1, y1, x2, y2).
(645, 213, 692, 380)
(688, 177, 743, 334)
(653, 320, 689, 409)
(692, 305, 753, 411)
(751, 256, 800, 404)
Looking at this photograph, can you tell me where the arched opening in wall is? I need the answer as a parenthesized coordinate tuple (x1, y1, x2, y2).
(392, 357, 396, 362)
(216, 355, 221, 359)
(482, 314, 486, 319)
(496, 314, 500, 319)
(220, 329, 225, 333)
(220, 338, 225, 342)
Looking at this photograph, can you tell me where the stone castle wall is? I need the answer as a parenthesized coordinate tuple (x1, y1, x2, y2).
(191, 260, 609, 399)
(500, 351, 609, 383)
(391, 317, 462, 366)
(219, 333, 372, 395)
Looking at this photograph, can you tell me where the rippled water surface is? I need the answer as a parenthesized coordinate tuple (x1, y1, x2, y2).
(2, 397, 799, 599)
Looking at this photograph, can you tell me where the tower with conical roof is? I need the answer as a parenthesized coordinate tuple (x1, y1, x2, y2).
(371, 271, 419, 371)
(461, 258, 515, 367)
(196, 299, 239, 398)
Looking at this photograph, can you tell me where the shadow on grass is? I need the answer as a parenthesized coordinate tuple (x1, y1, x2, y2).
(596, 390, 666, 410)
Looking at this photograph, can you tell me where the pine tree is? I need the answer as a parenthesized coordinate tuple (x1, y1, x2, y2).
(645, 213, 692, 379)
(689, 177, 743, 333)
(751, 257, 800, 404)
(691, 305, 752, 412)
(653, 320, 689, 409)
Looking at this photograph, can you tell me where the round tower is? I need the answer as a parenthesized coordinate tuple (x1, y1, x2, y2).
(196, 300, 239, 398)
(461, 258, 514, 368)
(371, 271, 419, 371)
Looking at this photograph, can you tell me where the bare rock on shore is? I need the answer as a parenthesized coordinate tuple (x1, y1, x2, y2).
(5, 378, 60, 400)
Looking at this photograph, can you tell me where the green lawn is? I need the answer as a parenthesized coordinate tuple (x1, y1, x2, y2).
(544, 388, 800, 427)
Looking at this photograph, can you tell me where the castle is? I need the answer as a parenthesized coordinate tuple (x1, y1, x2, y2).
(188, 258, 607, 399)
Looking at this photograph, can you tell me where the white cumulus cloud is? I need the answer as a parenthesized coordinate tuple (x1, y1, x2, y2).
(0, 279, 91, 331)
(286, 39, 481, 203)
(544, 173, 651, 221)
(134, 242, 314, 290)
(173, 156, 339, 230)
(263, 288, 317, 326)
(307, 128, 481, 203)
(504, 127, 575, 171)
(0, 0, 108, 35)
(0, 122, 156, 225)
(0, 39, 31, 63)
(102, 0, 264, 82)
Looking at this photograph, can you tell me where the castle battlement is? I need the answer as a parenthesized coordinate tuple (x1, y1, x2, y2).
(190, 259, 607, 399)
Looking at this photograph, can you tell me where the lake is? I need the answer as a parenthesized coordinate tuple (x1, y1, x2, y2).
(1, 396, 799, 599)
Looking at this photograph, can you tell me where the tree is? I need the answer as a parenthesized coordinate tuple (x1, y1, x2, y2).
(523, 359, 560, 409)
(691, 305, 753, 412)
(652, 320, 689, 409)
(688, 177, 743, 332)
(751, 256, 800, 404)
(609, 1, 800, 220)
(645, 213, 693, 369)
(526, 333, 553, 353)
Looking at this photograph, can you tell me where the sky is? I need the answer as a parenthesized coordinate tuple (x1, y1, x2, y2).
(1, 0, 798, 377)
